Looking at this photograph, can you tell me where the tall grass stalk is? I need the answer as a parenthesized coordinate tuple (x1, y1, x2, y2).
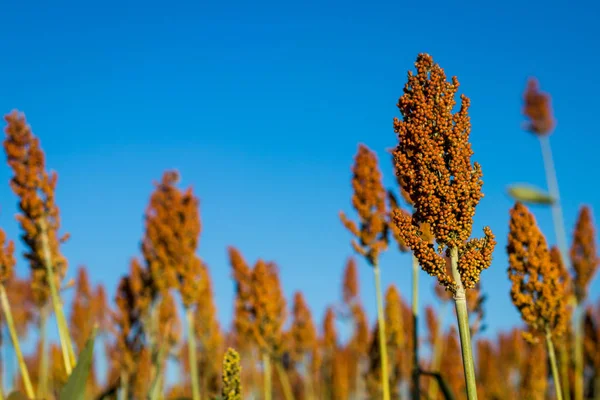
(186, 309, 201, 400)
(539, 135, 580, 400)
(450, 247, 478, 400)
(275, 361, 295, 400)
(546, 326, 564, 400)
(39, 219, 75, 373)
(38, 306, 49, 399)
(411, 255, 420, 400)
(262, 353, 272, 400)
(373, 261, 391, 400)
(0, 285, 34, 398)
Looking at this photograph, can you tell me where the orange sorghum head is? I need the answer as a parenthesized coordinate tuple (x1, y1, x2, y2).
(3, 111, 69, 306)
(507, 202, 568, 338)
(141, 170, 202, 300)
(342, 257, 359, 305)
(194, 261, 223, 361)
(523, 78, 555, 136)
(340, 144, 388, 265)
(550, 245, 574, 303)
(322, 306, 337, 354)
(228, 247, 254, 349)
(570, 205, 599, 303)
(385, 285, 405, 352)
(386, 191, 410, 253)
(290, 291, 317, 364)
(250, 260, 286, 355)
(392, 54, 495, 293)
(0, 228, 16, 284)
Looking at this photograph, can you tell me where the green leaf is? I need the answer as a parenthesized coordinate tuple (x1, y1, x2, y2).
(59, 327, 97, 400)
(507, 184, 555, 205)
(6, 392, 28, 400)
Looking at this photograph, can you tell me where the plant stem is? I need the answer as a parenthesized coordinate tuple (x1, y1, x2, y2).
(450, 246, 478, 400)
(185, 308, 201, 400)
(262, 352, 272, 400)
(39, 219, 75, 373)
(574, 304, 584, 400)
(411, 255, 421, 400)
(119, 371, 129, 400)
(275, 361, 295, 400)
(0, 285, 33, 399)
(546, 327, 564, 400)
(373, 261, 391, 400)
(539, 130, 577, 400)
(38, 306, 49, 399)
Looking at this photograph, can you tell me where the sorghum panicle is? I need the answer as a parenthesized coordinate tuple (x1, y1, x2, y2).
(570, 205, 599, 303)
(392, 54, 495, 293)
(222, 348, 242, 400)
(250, 260, 286, 355)
(290, 292, 317, 364)
(340, 144, 388, 265)
(0, 228, 16, 283)
(507, 202, 568, 339)
(523, 78, 555, 136)
(142, 170, 202, 302)
(3, 111, 69, 306)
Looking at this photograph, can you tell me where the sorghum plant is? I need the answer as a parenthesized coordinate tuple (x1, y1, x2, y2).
(222, 348, 242, 400)
(339, 144, 391, 400)
(507, 202, 568, 399)
(3, 111, 75, 383)
(392, 53, 495, 399)
(0, 228, 34, 398)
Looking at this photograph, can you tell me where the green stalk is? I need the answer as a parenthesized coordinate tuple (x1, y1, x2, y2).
(373, 261, 391, 400)
(39, 219, 75, 372)
(185, 308, 201, 400)
(546, 327, 564, 400)
(0, 285, 33, 399)
(262, 352, 272, 400)
(411, 255, 420, 400)
(38, 306, 49, 399)
(428, 301, 447, 400)
(559, 345, 572, 400)
(539, 135, 579, 400)
(119, 371, 129, 400)
(450, 246, 478, 400)
(275, 361, 295, 400)
(574, 305, 584, 400)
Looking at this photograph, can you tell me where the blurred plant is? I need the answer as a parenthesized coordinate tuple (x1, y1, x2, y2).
(392, 53, 495, 399)
(222, 348, 242, 400)
(290, 292, 317, 399)
(0, 228, 34, 398)
(507, 202, 568, 399)
(3, 111, 76, 379)
(339, 144, 391, 400)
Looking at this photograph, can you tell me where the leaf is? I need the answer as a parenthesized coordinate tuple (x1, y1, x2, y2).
(507, 184, 555, 205)
(7, 392, 28, 400)
(59, 327, 97, 400)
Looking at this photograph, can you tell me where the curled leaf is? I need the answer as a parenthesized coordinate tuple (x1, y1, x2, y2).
(507, 184, 554, 205)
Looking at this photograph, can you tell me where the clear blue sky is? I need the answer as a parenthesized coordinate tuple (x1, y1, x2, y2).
(0, 0, 599, 351)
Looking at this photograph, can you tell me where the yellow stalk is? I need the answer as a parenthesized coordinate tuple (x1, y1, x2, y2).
(262, 352, 272, 400)
(373, 261, 391, 400)
(185, 308, 201, 400)
(450, 246, 478, 400)
(546, 327, 564, 400)
(0, 285, 34, 399)
(275, 361, 295, 400)
(411, 254, 420, 400)
(39, 219, 75, 373)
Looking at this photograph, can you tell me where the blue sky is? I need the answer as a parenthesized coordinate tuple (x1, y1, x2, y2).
(0, 0, 599, 363)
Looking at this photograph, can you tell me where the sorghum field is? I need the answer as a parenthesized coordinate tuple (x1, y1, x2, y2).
(1, 5, 599, 400)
